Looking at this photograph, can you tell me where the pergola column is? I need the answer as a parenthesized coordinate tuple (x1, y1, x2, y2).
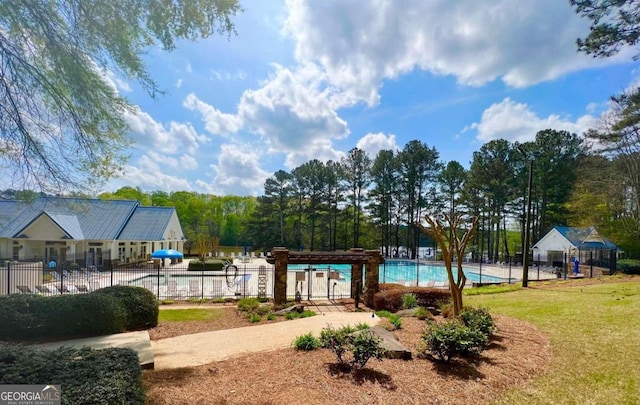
(272, 247, 289, 305)
(364, 249, 382, 308)
(350, 248, 364, 301)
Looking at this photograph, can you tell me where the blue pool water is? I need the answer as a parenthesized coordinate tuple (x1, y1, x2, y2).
(288, 260, 508, 284)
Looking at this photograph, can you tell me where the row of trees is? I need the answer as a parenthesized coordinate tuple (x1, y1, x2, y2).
(95, 123, 637, 260)
(246, 130, 605, 261)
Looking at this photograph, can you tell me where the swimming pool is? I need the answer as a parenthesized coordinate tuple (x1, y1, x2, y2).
(288, 260, 509, 284)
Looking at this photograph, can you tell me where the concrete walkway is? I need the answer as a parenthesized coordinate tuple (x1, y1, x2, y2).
(34, 303, 379, 371)
(151, 311, 380, 369)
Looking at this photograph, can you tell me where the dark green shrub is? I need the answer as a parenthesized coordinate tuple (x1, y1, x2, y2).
(187, 259, 226, 271)
(267, 313, 276, 321)
(422, 321, 489, 362)
(320, 325, 385, 370)
(0, 293, 127, 340)
(93, 285, 159, 329)
(459, 307, 495, 336)
(402, 293, 418, 309)
(617, 259, 640, 275)
(0, 344, 145, 404)
(292, 333, 320, 350)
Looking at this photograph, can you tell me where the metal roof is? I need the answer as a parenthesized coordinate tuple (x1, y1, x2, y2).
(0, 197, 176, 241)
(47, 213, 84, 239)
(554, 226, 617, 250)
(118, 206, 176, 241)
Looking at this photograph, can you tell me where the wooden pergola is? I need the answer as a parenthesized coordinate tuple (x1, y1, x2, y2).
(266, 247, 384, 306)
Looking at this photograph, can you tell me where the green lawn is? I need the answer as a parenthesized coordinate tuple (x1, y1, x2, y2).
(466, 279, 640, 404)
(158, 308, 226, 322)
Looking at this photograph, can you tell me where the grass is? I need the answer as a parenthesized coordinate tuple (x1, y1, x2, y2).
(466, 280, 640, 404)
(464, 283, 522, 295)
(158, 308, 226, 322)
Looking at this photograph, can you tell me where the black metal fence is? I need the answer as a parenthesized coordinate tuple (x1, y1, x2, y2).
(0, 260, 353, 301)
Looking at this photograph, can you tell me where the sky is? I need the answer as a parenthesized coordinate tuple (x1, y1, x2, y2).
(105, 0, 638, 197)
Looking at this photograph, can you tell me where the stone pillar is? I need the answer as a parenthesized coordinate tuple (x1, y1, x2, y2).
(350, 248, 364, 301)
(364, 250, 383, 308)
(272, 247, 289, 306)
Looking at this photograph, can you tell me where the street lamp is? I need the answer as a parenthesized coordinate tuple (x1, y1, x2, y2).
(518, 146, 539, 288)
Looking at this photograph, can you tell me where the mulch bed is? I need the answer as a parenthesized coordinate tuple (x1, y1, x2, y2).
(144, 314, 552, 404)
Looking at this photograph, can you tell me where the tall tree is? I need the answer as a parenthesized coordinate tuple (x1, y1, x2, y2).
(0, 0, 240, 192)
(437, 161, 467, 220)
(467, 140, 517, 262)
(264, 170, 293, 245)
(369, 149, 400, 257)
(398, 141, 441, 259)
(342, 148, 371, 248)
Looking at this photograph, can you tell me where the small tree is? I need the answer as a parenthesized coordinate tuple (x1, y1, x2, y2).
(419, 213, 478, 317)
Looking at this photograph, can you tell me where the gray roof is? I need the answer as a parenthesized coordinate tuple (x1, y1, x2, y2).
(119, 206, 176, 241)
(0, 197, 178, 241)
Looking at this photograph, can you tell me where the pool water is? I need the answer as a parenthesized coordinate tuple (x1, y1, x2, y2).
(288, 260, 508, 284)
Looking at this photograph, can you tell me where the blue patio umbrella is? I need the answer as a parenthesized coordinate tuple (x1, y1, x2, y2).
(151, 249, 184, 259)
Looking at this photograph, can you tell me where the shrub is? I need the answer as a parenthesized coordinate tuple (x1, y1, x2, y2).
(375, 310, 402, 330)
(237, 297, 260, 313)
(422, 320, 489, 362)
(285, 310, 316, 320)
(439, 302, 454, 318)
(415, 306, 434, 321)
(402, 293, 418, 309)
(93, 285, 159, 329)
(617, 259, 640, 275)
(187, 259, 226, 271)
(320, 325, 385, 370)
(0, 345, 145, 404)
(248, 313, 262, 323)
(0, 293, 127, 340)
(293, 333, 320, 350)
(267, 313, 276, 321)
(374, 286, 451, 312)
(459, 307, 495, 336)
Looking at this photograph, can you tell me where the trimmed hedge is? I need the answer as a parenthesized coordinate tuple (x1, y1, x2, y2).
(0, 344, 145, 404)
(373, 286, 451, 312)
(0, 286, 158, 341)
(93, 285, 159, 329)
(0, 293, 127, 340)
(187, 259, 226, 271)
(617, 259, 640, 275)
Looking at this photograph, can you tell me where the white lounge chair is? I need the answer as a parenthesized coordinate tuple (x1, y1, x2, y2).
(211, 279, 223, 297)
(188, 280, 201, 297)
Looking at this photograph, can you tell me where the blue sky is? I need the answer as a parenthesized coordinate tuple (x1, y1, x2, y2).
(105, 0, 638, 196)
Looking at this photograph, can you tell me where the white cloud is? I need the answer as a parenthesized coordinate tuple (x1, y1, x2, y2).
(210, 69, 248, 81)
(210, 143, 271, 195)
(113, 155, 193, 192)
(283, 0, 625, 106)
(183, 93, 243, 136)
(125, 107, 206, 155)
(175, 78, 183, 88)
(356, 132, 399, 157)
(238, 64, 349, 167)
(470, 98, 597, 142)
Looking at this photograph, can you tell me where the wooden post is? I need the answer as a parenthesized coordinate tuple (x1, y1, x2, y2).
(272, 247, 289, 306)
